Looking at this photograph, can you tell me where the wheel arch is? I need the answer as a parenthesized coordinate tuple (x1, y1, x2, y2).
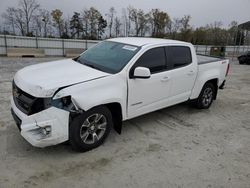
(69, 102, 123, 135)
(195, 78, 218, 100)
(105, 102, 123, 134)
(190, 77, 219, 100)
(207, 78, 218, 100)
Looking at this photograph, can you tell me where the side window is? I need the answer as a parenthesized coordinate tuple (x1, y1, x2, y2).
(133, 47, 166, 74)
(167, 46, 192, 69)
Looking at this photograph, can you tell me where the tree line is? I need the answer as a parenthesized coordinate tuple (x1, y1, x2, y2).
(1, 0, 246, 45)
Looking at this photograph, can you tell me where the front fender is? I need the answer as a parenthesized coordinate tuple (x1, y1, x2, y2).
(53, 74, 127, 120)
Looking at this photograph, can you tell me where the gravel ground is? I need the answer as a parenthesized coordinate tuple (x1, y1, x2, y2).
(0, 57, 250, 188)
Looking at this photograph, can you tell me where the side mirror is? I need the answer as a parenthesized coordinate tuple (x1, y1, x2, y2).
(132, 67, 151, 79)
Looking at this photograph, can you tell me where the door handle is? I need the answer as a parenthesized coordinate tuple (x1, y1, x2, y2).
(187, 71, 195, 76)
(161, 76, 170, 82)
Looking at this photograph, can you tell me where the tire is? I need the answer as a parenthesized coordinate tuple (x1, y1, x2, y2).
(193, 82, 215, 109)
(239, 60, 244, 65)
(69, 106, 112, 152)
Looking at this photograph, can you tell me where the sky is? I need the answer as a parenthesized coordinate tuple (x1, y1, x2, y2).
(0, 0, 250, 28)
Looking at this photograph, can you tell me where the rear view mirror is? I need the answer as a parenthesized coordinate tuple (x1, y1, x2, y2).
(133, 67, 151, 79)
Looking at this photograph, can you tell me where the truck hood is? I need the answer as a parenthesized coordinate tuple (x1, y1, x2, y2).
(14, 59, 110, 97)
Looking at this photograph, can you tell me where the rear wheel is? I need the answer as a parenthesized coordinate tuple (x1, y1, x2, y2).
(239, 60, 245, 65)
(193, 82, 215, 109)
(69, 106, 112, 152)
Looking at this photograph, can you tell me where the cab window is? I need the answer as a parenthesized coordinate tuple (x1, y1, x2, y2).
(166, 46, 192, 69)
(132, 47, 166, 74)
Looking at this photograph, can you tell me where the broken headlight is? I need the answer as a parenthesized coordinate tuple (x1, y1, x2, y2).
(51, 96, 74, 110)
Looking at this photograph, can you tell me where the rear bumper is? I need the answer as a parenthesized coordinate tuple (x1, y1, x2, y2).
(11, 97, 69, 148)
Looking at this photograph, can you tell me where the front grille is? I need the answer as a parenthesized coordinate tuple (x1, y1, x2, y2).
(12, 81, 46, 115)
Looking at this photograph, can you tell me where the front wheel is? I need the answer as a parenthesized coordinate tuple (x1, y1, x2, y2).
(69, 106, 112, 152)
(193, 82, 215, 109)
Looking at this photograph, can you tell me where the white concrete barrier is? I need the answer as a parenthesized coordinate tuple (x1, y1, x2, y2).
(65, 48, 85, 57)
(7, 48, 45, 57)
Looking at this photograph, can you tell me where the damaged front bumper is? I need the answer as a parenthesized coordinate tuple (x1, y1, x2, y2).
(11, 97, 69, 148)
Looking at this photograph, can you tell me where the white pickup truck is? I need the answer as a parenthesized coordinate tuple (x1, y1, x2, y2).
(11, 38, 230, 152)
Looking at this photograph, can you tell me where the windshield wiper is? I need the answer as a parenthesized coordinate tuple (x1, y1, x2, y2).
(84, 63, 103, 72)
(74, 57, 103, 72)
(73, 57, 83, 64)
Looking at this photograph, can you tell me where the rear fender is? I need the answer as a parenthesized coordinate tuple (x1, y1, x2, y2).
(190, 69, 219, 100)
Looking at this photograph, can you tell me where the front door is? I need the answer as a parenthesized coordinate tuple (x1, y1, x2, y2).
(127, 47, 171, 118)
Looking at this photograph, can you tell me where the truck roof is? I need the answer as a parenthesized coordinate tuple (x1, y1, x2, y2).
(107, 37, 190, 47)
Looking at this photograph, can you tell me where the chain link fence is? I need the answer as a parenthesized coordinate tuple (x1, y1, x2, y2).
(0, 34, 249, 58)
(0, 35, 99, 56)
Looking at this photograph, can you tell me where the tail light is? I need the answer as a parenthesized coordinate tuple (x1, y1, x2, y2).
(225, 63, 230, 77)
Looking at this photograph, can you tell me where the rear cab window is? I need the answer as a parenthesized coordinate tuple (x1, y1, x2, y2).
(166, 46, 192, 69)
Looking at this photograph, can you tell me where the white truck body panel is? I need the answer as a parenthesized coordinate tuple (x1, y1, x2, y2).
(53, 74, 128, 120)
(126, 42, 198, 118)
(190, 55, 229, 99)
(14, 59, 109, 97)
(11, 97, 69, 147)
(10, 37, 229, 147)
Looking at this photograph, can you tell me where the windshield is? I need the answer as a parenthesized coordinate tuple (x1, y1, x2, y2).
(77, 41, 140, 73)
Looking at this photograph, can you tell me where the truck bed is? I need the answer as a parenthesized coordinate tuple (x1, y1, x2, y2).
(197, 54, 223, 65)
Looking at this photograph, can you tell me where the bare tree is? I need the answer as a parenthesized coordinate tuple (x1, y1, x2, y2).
(2, 7, 16, 34)
(34, 14, 42, 36)
(82, 7, 103, 39)
(149, 9, 170, 37)
(128, 7, 139, 36)
(106, 7, 116, 37)
(180, 15, 191, 31)
(2, 0, 40, 36)
(138, 10, 148, 36)
(114, 17, 122, 37)
(179, 15, 192, 41)
(172, 18, 182, 39)
(62, 18, 70, 38)
(70, 12, 83, 38)
(51, 9, 64, 37)
(90, 7, 102, 39)
(121, 8, 128, 36)
(1, 2, 242, 45)
(2, 7, 26, 35)
(228, 21, 238, 45)
(15, 8, 26, 36)
(82, 9, 90, 38)
(165, 18, 172, 36)
(34, 9, 50, 37)
(97, 16, 107, 39)
(40, 9, 51, 37)
(206, 21, 228, 45)
(127, 7, 133, 36)
(19, 0, 40, 35)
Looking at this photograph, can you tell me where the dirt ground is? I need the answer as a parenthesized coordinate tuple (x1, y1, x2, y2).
(0, 57, 249, 188)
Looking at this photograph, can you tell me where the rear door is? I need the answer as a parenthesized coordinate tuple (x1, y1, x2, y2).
(165, 46, 197, 103)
